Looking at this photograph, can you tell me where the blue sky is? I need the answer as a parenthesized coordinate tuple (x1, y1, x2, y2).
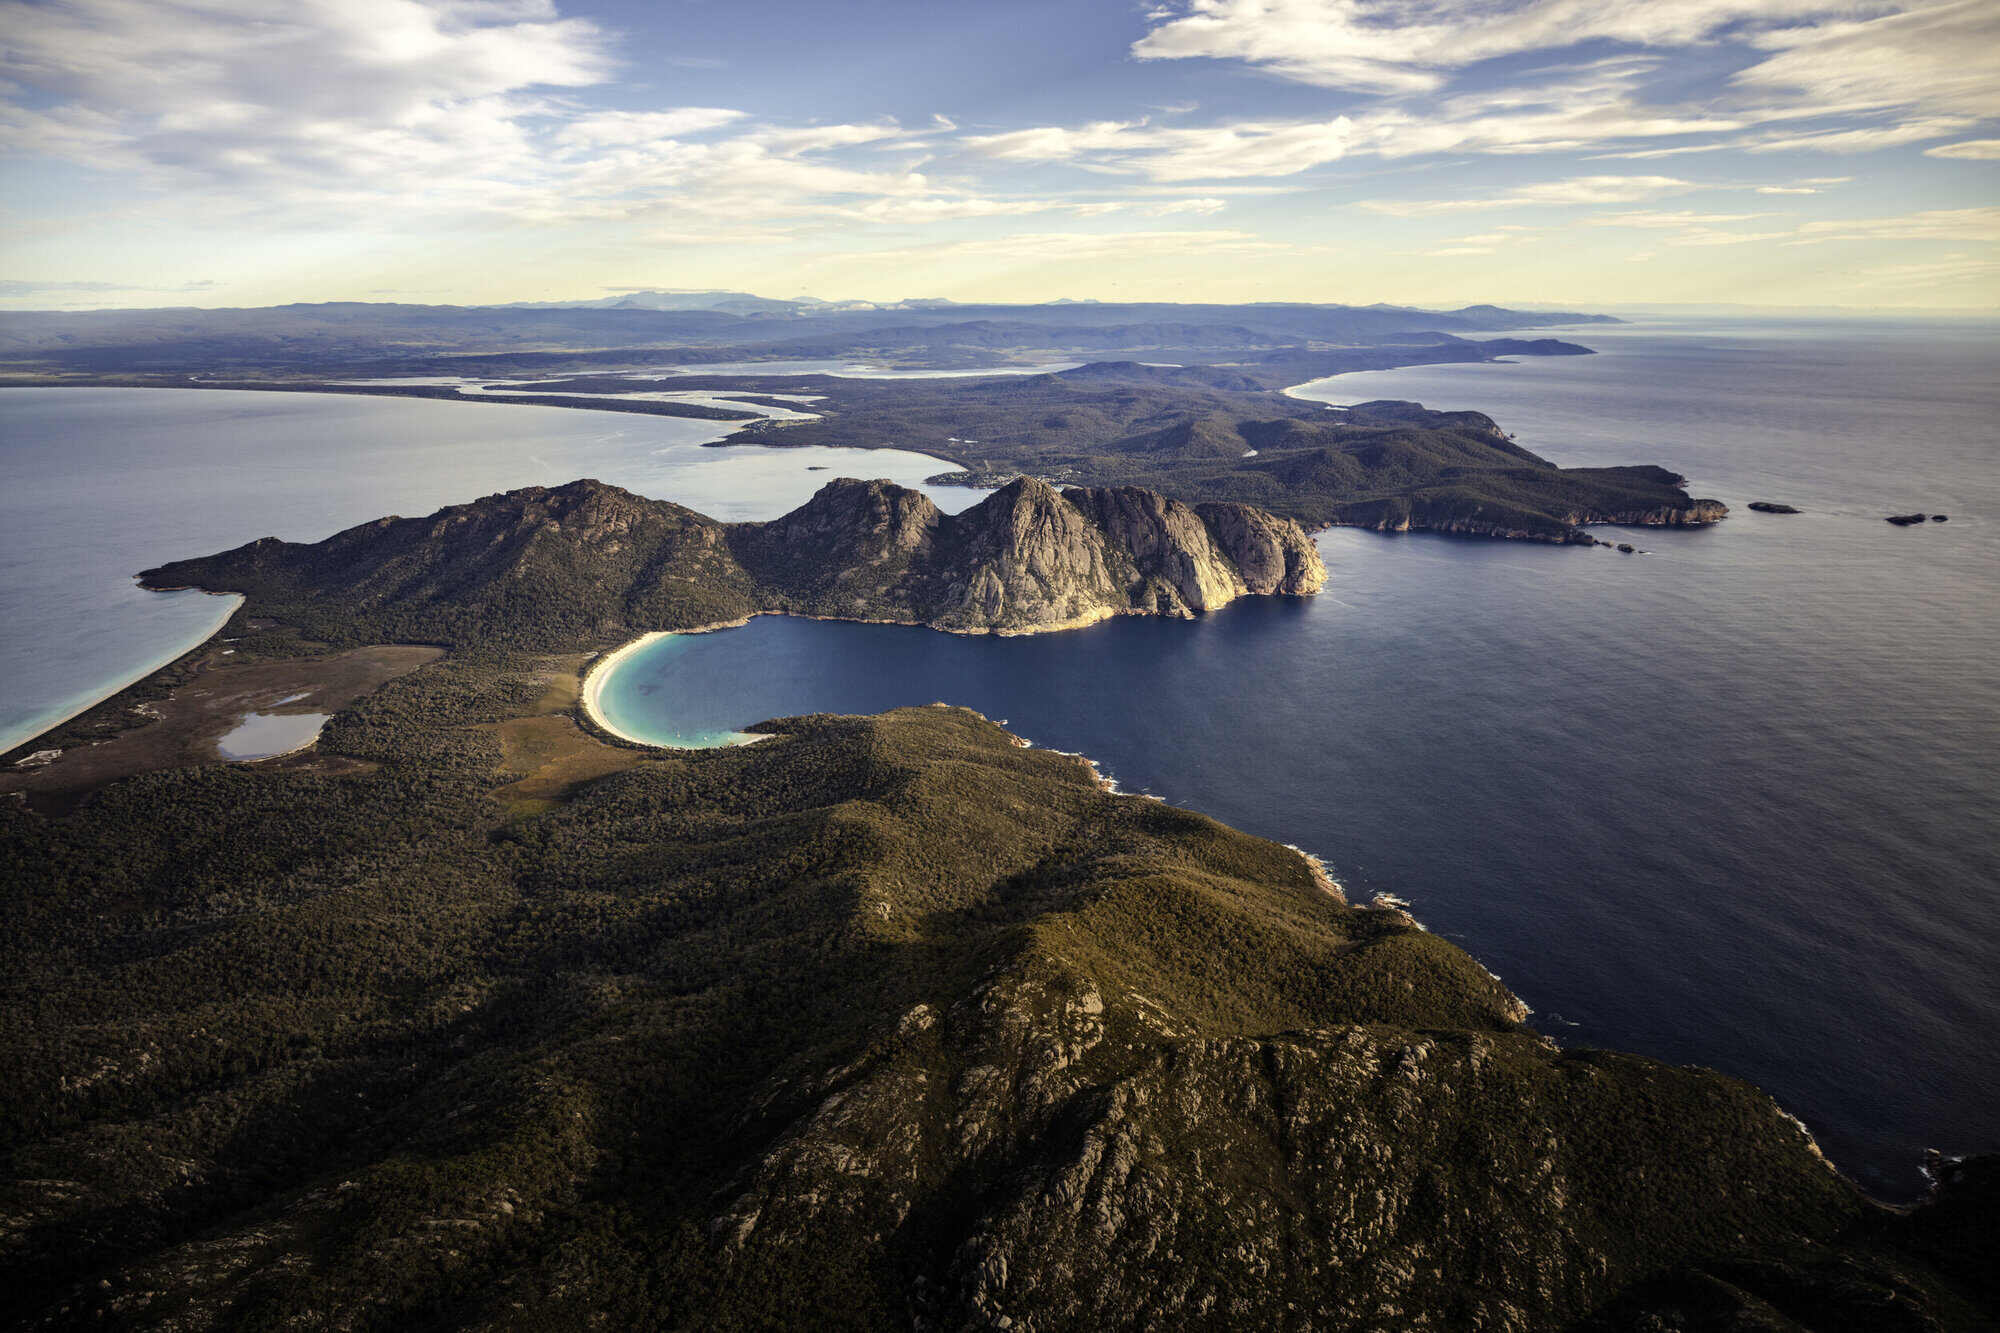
(2, 0, 1995, 309)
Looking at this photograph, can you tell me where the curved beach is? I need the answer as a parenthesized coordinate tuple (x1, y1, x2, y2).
(581, 630, 771, 749)
(579, 632, 672, 746)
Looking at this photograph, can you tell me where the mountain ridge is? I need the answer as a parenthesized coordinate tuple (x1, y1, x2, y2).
(137, 476, 1326, 647)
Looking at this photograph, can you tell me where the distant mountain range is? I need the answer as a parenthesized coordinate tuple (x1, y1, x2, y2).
(0, 295, 1617, 375)
(491, 289, 1614, 325)
(496, 289, 952, 316)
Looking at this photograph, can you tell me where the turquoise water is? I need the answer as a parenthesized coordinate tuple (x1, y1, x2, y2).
(595, 634, 767, 749)
(0, 388, 974, 752)
(588, 318, 2000, 1199)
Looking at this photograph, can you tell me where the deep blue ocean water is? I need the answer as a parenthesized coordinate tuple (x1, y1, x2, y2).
(598, 318, 2000, 1198)
(3, 321, 1995, 1197)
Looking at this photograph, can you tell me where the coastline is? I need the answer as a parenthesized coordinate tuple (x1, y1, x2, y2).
(578, 627, 774, 750)
(1, 589, 242, 758)
(578, 631, 673, 747)
(576, 601, 1201, 753)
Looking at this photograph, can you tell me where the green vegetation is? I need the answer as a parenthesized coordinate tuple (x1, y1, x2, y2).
(2, 636, 1990, 1328)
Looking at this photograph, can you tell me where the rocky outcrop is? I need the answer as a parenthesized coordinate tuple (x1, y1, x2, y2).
(1575, 498, 1729, 527)
(144, 477, 1327, 646)
(921, 478, 1133, 630)
(1063, 485, 1250, 612)
(1191, 497, 1327, 594)
(747, 477, 1326, 632)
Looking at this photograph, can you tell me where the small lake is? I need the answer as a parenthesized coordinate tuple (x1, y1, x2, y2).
(215, 710, 332, 761)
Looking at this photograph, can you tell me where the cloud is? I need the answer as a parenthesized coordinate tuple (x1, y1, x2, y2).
(1741, 117, 1975, 153)
(957, 57, 1760, 182)
(1589, 209, 1777, 226)
(0, 278, 217, 296)
(1123, 1, 2000, 179)
(0, 2, 956, 230)
(836, 228, 1290, 267)
(0, 0, 612, 186)
(1360, 175, 1696, 215)
(1845, 252, 2000, 287)
(1788, 207, 2000, 242)
(1733, 1, 2000, 121)
(554, 108, 746, 149)
(961, 121, 1148, 163)
(1925, 139, 2000, 159)
(1130, 0, 1910, 95)
(1663, 227, 1798, 245)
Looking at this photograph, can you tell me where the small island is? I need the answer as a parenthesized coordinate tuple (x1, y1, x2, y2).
(1749, 501, 1802, 514)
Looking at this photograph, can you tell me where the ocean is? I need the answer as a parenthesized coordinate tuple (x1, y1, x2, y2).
(4, 319, 1996, 1196)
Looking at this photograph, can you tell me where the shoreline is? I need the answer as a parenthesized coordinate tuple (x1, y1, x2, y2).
(578, 631, 674, 747)
(575, 599, 1227, 752)
(578, 626, 774, 751)
(1, 589, 243, 759)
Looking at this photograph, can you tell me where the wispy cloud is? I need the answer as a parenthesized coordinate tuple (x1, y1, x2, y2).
(1590, 210, 1779, 227)
(1132, 0, 1892, 96)
(1360, 175, 1697, 216)
(0, 278, 217, 296)
(1924, 138, 2000, 159)
(1789, 207, 2000, 243)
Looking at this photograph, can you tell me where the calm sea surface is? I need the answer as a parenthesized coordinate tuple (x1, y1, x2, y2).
(600, 318, 2000, 1198)
(3, 322, 1995, 1196)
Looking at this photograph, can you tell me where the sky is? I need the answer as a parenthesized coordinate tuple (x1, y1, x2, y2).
(2, 0, 1996, 311)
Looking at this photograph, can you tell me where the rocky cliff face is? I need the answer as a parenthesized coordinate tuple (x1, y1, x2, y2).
(921, 478, 1135, 630)
(143, 476, 1327, 646)
(743, 476, 1326, 632)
